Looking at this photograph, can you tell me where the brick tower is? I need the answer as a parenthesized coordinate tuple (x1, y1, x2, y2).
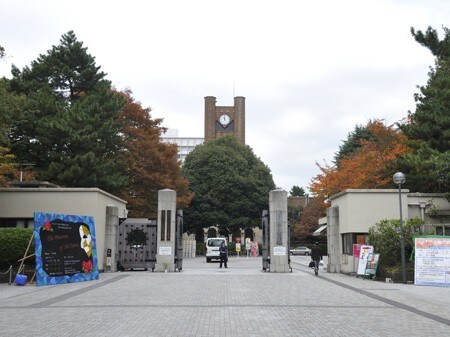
(204, 96, 245, 144)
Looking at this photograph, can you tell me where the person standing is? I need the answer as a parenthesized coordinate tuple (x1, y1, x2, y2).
(311, 242, 322, 276)
(219, 241, 228, 268)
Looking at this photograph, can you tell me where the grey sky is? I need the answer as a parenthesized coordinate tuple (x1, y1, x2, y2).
(1, 0, 449, 192)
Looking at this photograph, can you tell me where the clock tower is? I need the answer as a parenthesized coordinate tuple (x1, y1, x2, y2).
(204, 96, 245, 144)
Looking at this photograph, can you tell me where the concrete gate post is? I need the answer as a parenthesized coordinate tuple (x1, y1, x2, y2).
(105, 205, 119, 272)
(327, 206, 340, 273)
(155, 189, 177, 272)
(269, 189, 290, 272)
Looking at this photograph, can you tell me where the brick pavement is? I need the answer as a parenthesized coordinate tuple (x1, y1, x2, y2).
(1, 255, 449, 336)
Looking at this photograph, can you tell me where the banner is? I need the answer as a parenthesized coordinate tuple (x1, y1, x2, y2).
(357, 245, 373, 275)
(34, 212, 99, 286)
(415, 237, 450, 287)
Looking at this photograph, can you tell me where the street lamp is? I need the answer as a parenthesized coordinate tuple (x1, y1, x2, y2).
(393, 172, 407, 284)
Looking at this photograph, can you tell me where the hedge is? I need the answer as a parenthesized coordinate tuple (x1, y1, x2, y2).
(0, 228, 35, 269)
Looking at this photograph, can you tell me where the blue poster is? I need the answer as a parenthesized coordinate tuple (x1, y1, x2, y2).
(34, 212, 99, 286)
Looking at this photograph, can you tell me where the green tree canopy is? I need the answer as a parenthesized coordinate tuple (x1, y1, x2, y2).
(8, 31, 127, 193)
(182, 136, 276, 236)
(398, 26, 450, 195)
(289, 185, 305, 197)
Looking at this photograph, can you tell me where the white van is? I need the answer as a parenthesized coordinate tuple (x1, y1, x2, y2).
(205, 237, 227, 262)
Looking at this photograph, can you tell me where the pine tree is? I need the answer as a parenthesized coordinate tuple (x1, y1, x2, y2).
(397, 26, 450, 194)
(9, 31, 127, 192)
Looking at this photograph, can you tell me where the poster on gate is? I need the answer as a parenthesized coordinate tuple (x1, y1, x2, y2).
(357, 245, 373, 275)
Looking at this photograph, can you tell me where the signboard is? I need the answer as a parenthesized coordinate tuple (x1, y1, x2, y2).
(364, 253, 380, 277)
(273, 246, 286, 256)
(236, 243, 241, 252)
(357, 245, 373, 275)
(250, 241, 258, 257)
(159, 246, 172, 255)
(34, 212, 99, 286)
(245, 238, 251, 250)
(415, 237, 450, 287)
(353, 244, 361, 258)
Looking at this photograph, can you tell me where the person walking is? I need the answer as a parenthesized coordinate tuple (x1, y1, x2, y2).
(219, 241, 228, 268)
(311, 242, 322, 276)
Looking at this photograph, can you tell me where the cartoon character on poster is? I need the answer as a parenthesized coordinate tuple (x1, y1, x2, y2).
(34, 212, 99, 286)
(250, 241, 258, 257)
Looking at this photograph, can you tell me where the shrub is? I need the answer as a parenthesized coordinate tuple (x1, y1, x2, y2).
(0, 228, 35, 269)
(368, 217, 427, 269)
(196, 241, 205, 256)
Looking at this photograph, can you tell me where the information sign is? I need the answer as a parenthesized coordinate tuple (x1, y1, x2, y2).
(415, 237, 450, 287)
(34, 212, 99, 286)
(273, 246, 286, 256)
(357, 245, 373, 275)
(159, 246, 172, 255)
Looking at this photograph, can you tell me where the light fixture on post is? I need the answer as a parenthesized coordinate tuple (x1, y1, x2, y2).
(393, 172, 407, 284)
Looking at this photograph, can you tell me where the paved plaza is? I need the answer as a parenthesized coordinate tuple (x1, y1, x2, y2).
(1, 255, 449, 337)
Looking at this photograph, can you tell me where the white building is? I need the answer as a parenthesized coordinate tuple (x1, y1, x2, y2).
(0, 184, 128, 270)
(161, 129, 204, 162)
(320, 189, 450, 274)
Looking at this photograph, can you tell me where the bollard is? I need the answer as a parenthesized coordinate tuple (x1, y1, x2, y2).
(8, 265, 12, 285)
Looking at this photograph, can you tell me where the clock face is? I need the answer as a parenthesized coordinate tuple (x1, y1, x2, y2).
(219, 114, 231, 126)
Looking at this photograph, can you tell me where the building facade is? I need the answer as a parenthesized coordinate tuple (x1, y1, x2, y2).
(161, 129, 204, 162)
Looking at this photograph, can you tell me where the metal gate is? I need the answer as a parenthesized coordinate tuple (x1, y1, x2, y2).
(261, 210, 270, 271)
(175, 209, 183, 271)
(118, 218, 157, 271)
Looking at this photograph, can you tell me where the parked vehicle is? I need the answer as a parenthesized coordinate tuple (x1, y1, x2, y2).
(206, 237, 227, 262)
(289, 246, 312, 255)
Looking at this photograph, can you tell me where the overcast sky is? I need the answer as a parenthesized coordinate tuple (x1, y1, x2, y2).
(1, 0, 449, 193)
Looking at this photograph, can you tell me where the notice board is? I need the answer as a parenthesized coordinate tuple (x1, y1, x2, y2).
(357, 245, 373, 275)
(415, 237, 450, 287)
(34, 212, 99, 286)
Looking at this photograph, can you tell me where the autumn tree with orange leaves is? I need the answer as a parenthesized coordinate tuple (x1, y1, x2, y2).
(293, 197, 327, 243)
(294, 120, 411, 242)
(117, 90, 193, 218)
(310, 120, 411, 202)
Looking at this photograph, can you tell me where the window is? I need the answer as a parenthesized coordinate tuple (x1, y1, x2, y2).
(436, 225, 450, 236)
(342, 233, 368, 255)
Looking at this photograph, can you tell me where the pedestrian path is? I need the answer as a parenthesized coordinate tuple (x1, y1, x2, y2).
(0, 256, 449, 336)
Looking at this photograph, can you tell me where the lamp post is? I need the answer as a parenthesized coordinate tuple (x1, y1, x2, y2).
(393, 172, 407, 284)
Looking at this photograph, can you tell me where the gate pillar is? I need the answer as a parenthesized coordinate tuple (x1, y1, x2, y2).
(327, 206, 340, 273)
(269, 189, 291, 272)
(155, 189, 177, 272)
(105, 205, 119, 272)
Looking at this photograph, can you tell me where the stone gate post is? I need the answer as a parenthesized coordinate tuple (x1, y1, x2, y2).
(269, 189, 290, 272)
(155, 189, 176, 272)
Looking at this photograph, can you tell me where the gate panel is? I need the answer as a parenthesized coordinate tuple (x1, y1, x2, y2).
(118, 218, 157, 271)
(261, 210, 270, 271)
(175, 210, 183, 271)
